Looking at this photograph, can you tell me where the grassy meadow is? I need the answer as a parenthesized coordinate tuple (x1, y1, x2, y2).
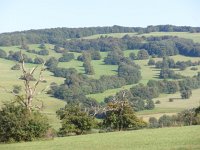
(0, 125, 199, 150)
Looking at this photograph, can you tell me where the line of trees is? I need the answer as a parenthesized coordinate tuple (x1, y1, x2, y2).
(149, 107, 200, 128)
(1, 25, 200, 46)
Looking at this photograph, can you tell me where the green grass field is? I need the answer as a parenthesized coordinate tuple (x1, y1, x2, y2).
(0, 125, 199, 150)
(140, 32, 200, 43)
(83, 32, 200, 43)
(83, 32, 138, 39)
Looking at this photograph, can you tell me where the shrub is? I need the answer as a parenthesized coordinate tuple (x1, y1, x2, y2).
(0, 49, 7, 58)
(38, 50, 49, 55)
(190, 67, 198, 71)
(0, 102, 50, 142)
(148, 58, 155, 66)
(34, 57, 44, 64)
(169, 98, 174, 102)
(145, 99, 155, 110)
(12, 85, 22, 94)
(11, 64, 20, 70)
(148, 117, 159, 128)
(57, 104, 95, 136)
(158, 115, 173, 127)
(155, 100, 161, 104)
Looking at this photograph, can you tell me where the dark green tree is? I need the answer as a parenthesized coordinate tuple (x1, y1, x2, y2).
(0, 49, 7, 58)
(148, 58, 155, 66)
(57, 104, 95, 136)
(103, 100, 147, 131)
(34, 57, 44, 64)
(45, 57, 58, 70)
(83, 60, 94, 75)
(137, 49, 149, 60)
(180, 87, 192, 99)
(39, 42, 46, 49)
(148, 117, 159, 128)
(129, 52, 136, 60)
(59, 52, 75, 62)
(0, 102, 50, 142)
(145, 99, 155, 110)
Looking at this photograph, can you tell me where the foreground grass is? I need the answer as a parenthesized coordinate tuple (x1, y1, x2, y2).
(0, 125, 199, 150)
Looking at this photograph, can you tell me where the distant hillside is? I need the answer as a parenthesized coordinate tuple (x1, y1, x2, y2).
(0, 25, 200, 46)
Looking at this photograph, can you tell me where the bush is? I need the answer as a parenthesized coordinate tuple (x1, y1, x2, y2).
(11, 64, 20, 70)
(145, 99, 155, 110)
(148, 58, 155, 66)
(190, 67, 198, 71)
(158, 115, 173, 127)
(0, 49, 7, 58)
(0, 102, 50, 142)
(12, 85, 22, 94)
(38, 50, 49, 55)
(58, 53, 74, 62)
(148, 117, 159, 128)
(34, 57, 44, 64)
(169, 98, 174, 102)
(57, 104, 95, 136)
(155, 100, 161, 104)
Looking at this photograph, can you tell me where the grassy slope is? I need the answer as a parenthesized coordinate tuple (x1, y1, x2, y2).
(83, 32, 138, 39)
(83, 32, 200, 43)
(0, 125, 199, 150)
(140, 32, 200, 43)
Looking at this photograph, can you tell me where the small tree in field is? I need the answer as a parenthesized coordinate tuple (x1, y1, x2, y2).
(180, 87, 192, 99)
(57, 104, 95, 136)
(102, 91, 147, 131)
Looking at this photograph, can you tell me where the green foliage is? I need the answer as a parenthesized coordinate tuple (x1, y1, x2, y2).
(129, 52, 136, 60)
(45, 57, 59, 70)
(137, 49, 149, 60)
(103, 101, 147, 131)
(20, 38, 29, 50)
(89, 50, 101, 60)
(118, 62, 141, 84)
(151, 107, 200, 128)
(53, 45, 63, 53)
(148, 58, 155, 66)
(0, 49, 7, 58)
(104, 49, 124, 65)
(159, 68, 183, 79)
(180, 87, 192, 99)
(83, 60, 94, 75)
(57, 104, 95, 136)
(148, 117, 159, 128)
(38, 49, 49, 55)
(145, 99, 155, 110)
(34, 57, 44, 64)
(158, 115, 174, 127)
(39, 43, 46, 49)
(11, 64, 20, 70)
(59, 52, 75, 62)
(12, 85, 22, 94)
(0, 102, 50, 142)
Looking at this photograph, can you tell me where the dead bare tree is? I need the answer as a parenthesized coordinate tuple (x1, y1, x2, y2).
(89, 90, 128, 117)
(18, 51, 46, 112)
